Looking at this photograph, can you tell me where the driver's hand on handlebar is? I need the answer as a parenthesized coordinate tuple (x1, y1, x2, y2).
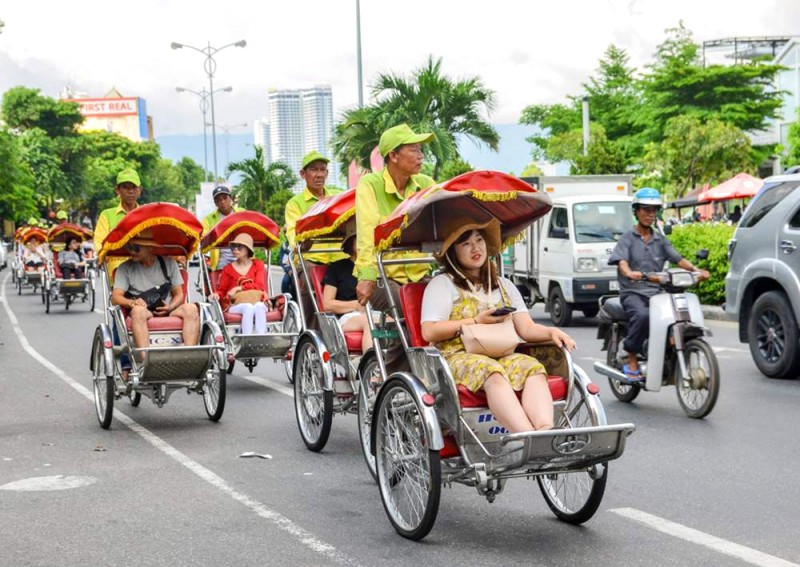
(627, 270, 644, 282)
(549, 328, 576, 352)
(356, 280, 375, 305)
(697, 269, 711, 281)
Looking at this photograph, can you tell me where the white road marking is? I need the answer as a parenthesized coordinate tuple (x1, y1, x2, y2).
(611, 508, 798, 567)
(0, 475, 97, 492)
(1, 274, 359, 567)
(713, 346, 748, 354)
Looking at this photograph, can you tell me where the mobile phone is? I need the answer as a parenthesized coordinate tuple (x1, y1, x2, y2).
(491, 306, 515, 316)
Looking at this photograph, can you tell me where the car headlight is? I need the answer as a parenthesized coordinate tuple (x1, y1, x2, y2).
(577, 258, 597, 271)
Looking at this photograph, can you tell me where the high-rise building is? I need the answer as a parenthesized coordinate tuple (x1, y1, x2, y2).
(256, 85, 337, 190)
(253, 118, 272, 163)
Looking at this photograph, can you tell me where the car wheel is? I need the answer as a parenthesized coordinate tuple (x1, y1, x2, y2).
(748, 291, 800, 379)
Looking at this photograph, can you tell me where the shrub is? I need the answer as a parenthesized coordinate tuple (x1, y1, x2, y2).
(667, 223, 735, 305)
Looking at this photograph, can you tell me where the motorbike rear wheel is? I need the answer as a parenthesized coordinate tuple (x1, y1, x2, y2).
(676, 339, 719, 419)
(606, 331, 640, 403)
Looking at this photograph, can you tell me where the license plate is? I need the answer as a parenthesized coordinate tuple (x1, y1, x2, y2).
(609, 281, 619, 291)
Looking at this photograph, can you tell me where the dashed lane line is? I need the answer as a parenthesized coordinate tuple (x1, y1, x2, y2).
(610, 508, 798, 567)
(0, 273, 360, 567)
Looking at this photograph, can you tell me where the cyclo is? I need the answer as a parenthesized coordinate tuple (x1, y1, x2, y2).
(90, 203, 227, 429)
(363, 171, 635, 540)
(290, 189, 384, 467)
(198, 210, 300, 375)
(15, 226, 47, 297)
(42, 221, 96, 313)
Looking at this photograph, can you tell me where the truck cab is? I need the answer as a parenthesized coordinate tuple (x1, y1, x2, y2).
(504, 175, 633, 326)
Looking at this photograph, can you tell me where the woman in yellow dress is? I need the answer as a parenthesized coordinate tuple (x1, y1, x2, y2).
(420, 218, 575, 433)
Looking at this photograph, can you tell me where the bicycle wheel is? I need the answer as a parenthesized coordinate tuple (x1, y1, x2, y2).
(91, 331, 114, 429)
(293, 336, 333, 452)
(357, 351, 380, 482)
(202, 330, 226, 422)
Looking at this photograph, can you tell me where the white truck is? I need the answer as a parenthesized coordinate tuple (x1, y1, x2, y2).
(503, 175, 633, 326)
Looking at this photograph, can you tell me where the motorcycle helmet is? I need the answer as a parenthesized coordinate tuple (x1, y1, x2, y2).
(632, 187, 663, 209)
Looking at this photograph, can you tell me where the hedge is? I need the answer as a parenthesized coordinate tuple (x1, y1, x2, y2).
(667, 223, 735, 306)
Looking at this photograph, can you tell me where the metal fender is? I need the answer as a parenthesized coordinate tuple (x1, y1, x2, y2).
(646, 293, 674, 392)
(572, 364, 608, 426)
(295, 329, 334, 391)
(685, 292, 704, 325)
(90, 323, 115, 378)
(370, 372, 444, 455)
(201, 319, 226, 366)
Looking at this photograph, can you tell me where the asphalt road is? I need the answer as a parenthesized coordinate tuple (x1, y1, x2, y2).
(1, 269, 799, 567)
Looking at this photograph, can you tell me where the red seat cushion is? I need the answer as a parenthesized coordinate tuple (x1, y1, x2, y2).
(52, 252, 63, 278)
(309, 265, 328, 311)
(398, 282, 429, 348)
(345, 331, 363, 353)
(457, 376, 567, 407)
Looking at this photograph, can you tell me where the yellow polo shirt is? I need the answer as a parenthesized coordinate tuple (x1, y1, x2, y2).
(94, 201, 138, 274)
(355, 168, 434, 283)
(285, 186, 347, 264)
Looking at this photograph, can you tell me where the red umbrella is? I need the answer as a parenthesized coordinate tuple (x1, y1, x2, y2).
(700, 173, 763, 202)
(295, 189, 355, 243)
(374, 170, 551, 252)
(201, 210, 281, 251)
(98, 203, 203, 262)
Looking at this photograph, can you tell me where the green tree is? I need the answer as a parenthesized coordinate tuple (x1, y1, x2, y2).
(0, 130, 37, 223)
(439, 158, 473, 180)
(332, 56, 499, 179)
(642, 115, 754, 198)
(227, 146, 298, 212)
(541, 124, 629, 174)
(1, 86, 83, 138)
(520, 162, 544, 177)
(263, 189, 294, 225)
(785, 107, 800, 167)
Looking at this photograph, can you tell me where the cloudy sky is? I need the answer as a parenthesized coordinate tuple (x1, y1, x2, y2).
(1, 0, 799, 138)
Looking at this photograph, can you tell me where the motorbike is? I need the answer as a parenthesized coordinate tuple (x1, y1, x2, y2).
(593, 253, 720, 419)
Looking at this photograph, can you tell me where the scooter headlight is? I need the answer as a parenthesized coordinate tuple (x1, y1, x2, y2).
(670, 271, 695, 288)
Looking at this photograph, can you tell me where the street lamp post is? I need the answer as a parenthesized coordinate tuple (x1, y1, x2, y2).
(176, 86, 232, 179)
(214, 122, 248, 174)
(171, 39, 246, 181)
(356, 0, 363, 108)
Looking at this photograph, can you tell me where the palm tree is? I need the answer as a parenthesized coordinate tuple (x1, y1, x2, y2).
(332, 56, 499, 180)
(226, 146, 298, 212)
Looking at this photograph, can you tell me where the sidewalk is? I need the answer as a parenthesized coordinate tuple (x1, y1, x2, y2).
(702, 304, 733, 321)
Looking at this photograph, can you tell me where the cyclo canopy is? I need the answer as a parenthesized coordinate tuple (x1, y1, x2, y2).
(200, 210, 281, 251)
(295, 188, 356, 244)
(19, 226, 48, 245)
(47, 222, 87, 245)
(97, 203, 203, 262)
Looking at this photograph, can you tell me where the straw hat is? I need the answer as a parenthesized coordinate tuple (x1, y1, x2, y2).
(434, 217, 501, 261)
(231, 232, 254, 253)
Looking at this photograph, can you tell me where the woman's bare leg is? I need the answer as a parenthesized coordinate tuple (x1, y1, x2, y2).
(521, 373, 554, 430)
(483, 373, 534, 433)
(342, 314, 372, 354)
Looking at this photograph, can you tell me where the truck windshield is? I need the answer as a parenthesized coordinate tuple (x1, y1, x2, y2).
(572, 201, 633, 243)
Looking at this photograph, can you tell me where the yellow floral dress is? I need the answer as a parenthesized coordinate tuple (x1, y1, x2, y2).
(436, 281, 547, 393)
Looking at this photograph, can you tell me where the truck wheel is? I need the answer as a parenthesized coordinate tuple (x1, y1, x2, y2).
(748, 291, 800, 379)
(582, 306, 599, 318)
(549, 286, 572, 327)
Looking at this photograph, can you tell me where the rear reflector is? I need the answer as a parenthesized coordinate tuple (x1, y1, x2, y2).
(103, 340, 113, 349)
(322, 351, 331, 362)
(215, 335, 224, 343)
(587, 383, 600, 395)
(422, 394, 435, 406)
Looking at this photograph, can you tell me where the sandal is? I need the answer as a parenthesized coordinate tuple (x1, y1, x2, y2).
(621, 364, 644, 384)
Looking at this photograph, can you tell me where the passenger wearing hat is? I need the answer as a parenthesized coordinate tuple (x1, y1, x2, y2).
(202, 185, 243, 270)
(209, 232, 270, 335)
(284, 150, 345, 325)
(94, 168, 142, 271)
(420, 218, 575, 433)
(112, 229, 200, 355)
(354, 123, 436, 371)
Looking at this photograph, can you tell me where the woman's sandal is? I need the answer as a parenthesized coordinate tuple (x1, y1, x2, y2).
(622, 364, 644, 384)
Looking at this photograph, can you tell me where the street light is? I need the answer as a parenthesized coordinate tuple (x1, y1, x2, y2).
(214, 122, 248, 174)
(175, 86, 232, 179)
(171, 39, 247, 181)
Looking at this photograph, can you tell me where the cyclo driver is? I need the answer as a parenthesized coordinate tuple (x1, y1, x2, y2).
(608, 188, 709, 382)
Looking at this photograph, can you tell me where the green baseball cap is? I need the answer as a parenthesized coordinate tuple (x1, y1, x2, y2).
(56, 210, 68, 220)
(116, 168, 141, 187)
(301, 151, 330, 170)
(378, 124, 434, 157)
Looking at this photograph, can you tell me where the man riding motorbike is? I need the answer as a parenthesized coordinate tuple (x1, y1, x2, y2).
(608, 188, 709, 382)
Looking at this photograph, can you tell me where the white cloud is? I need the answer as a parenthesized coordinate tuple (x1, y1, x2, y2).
(1, 0, 798, 134)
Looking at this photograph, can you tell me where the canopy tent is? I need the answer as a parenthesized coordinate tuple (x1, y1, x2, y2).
(700, 173, 763, 202)
(665, 186, 710, 209)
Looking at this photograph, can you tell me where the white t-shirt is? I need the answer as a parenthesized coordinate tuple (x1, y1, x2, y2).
(421, 274, 527, 323)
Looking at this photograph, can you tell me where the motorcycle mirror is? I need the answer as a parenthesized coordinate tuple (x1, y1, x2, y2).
(663, 224, 673, 235)
(696, 249, 709, 260)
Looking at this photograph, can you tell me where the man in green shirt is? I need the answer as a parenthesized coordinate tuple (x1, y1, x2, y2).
(355, 124, 435, 370)
(201, 186, 243, 270)
(284, 151, 344, 324)
(94, 168, 142, 273)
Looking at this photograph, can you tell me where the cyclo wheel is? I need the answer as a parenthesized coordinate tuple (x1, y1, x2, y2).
(606, 331, 640, 403)
(283, 301, 301, 383)
(45, 288, 50, 313)
(538, 377, 607, 524)
(129, 392, 142, 406)
(374, 378, 441, 541)
(91, 330, 114, 429)
(202, 330, 226, 422)
(676, 338, 720, 419)
(356, 351, 380, 482)
(90, 281, 96, 312)
(293, 336, 333, 452)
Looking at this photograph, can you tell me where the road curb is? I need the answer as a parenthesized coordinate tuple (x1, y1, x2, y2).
(702, 305, 733, 321)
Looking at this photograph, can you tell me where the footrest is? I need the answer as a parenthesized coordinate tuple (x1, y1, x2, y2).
(497, 423, 636, 473)
(231, 333, 294, 359)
